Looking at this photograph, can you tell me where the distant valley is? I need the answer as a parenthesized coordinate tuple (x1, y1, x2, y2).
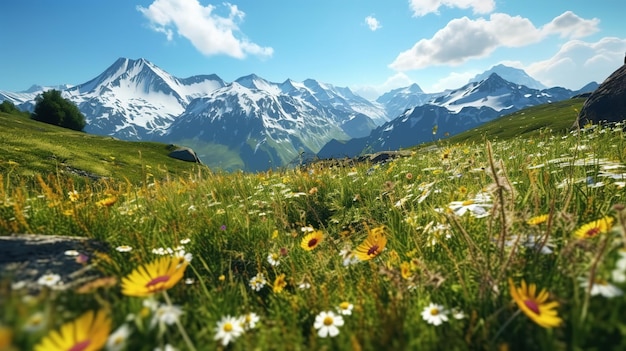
(0, 58, 597, 171)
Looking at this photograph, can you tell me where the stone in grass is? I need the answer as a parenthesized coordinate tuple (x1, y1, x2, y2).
(0, 234, 109, 293)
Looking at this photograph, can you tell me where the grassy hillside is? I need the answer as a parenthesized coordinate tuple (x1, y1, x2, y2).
(438, 97, 585, 145)
(0, 112, 206, 184)
(2, 97, 626, 350)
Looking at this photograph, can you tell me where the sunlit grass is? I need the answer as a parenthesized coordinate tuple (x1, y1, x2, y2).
(1, 113, 626, 349)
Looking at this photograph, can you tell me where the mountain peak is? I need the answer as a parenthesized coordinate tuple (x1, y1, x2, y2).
(470, 64, 546, 90)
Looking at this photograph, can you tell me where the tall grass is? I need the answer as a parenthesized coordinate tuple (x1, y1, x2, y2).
(1, 120, 626, 350)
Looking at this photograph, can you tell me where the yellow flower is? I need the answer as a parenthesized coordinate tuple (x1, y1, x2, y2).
(121, 256, 188, 297)
(34, 309, 111, 351)
(508, 278, 562, 328)
(354, 226, 387, 261)
(96, 196, 117, 207)
(441, 148, 451, 160)
(68, 190, 80, 202)
(400, 261, 413, 280)
(273, 273, 287, 293)
(574, 216, 614, 239)
(300, 230, 324, 251)
(527, 214, 549, 226)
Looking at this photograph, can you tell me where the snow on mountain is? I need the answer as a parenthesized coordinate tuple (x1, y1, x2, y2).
(431, 73, 572, 113)
(63, 57, 226, 139)
(319, 73, 588, 159)
(0, 84, 74, 111)
(163, 77, 381, 171)
(376, 83, 434, 119)
(469, 64, 546, 90)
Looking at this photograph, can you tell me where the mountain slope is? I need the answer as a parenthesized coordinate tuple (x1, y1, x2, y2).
(318, 74, 591, 159)
(64, 57, 226, 139)
(163, 81, 370, 171)
(469, 64, 546, 89)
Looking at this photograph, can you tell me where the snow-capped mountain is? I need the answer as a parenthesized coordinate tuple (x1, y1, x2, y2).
(318, 73, 595, 159)
(0, 84, 74, 111)
(376, 83, 435, 120)
(431, 73, 573, 113)
(64, 58, 226, 139)
(0, 58, 599, 171)
(163, 76, 381, 171)
(469, 64, 546, 90)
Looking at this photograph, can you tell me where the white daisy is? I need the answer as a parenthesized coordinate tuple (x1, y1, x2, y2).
(448, 199, 492, 218)
(339, 249, 359, 267)
(214, 315, 245, 346)
(579, 277, 624, 298)
(298, 281, 311, 289)
(337, 302, 353, 315)
(106, 324, 131, 351)
(267, 253, 281, 267)
(150, 304, 183, 329)
(115, 245, 133, 253)
(421, 303, 449, 326)
(249, 273, 267, 291)
(313, 311, 344, 338)
(239, 312, 260, 330)
(37, 273, 61, 287)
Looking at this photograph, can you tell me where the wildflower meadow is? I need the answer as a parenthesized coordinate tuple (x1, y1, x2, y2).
(1, 121, 626, 350)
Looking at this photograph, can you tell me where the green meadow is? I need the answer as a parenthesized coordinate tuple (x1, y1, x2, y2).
(1, 98, 626, 350)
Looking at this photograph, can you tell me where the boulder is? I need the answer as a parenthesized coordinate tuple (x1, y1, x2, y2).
(577, 64, 626, 126)
(167, 145, 202, 163)
(0, 234, 109, 292)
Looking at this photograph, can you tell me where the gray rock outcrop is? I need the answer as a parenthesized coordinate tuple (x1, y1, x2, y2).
(577, 64, 626, 126)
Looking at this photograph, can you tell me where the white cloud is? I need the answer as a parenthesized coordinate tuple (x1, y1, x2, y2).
(365, 16, 382, 31)
(389, 11, 599, 71)
(409, 0, 495, 17)
(542, 11, 599, 39)
(430, 70, 477, 92)
(526, 37, 626, 89)
(137, 0, 273, 59)
(352, 72, 414, 100)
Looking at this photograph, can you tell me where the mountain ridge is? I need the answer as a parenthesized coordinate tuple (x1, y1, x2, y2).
(0, 57, 599, 171)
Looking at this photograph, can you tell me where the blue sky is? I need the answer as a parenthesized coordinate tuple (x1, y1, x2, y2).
(1, 0, 625, 99)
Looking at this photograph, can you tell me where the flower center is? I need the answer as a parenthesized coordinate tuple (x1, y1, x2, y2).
(339, 302, 350, 310)
(523, 299, 540, 314)
(145, 275, 170, 288)
(367, 245, 379, 256)
(308, 238, 318, 248)
(323, 316, 334, 326)
(585, 227, 601, 237)
(223, 322, 233, 332)
(68, 340, 91, 351)
(462, 200, 474, 206)
(430, 308, 439, 316)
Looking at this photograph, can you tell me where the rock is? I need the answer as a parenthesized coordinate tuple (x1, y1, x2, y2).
(167, 145, 202, 163)
(577, 64, 626, 126)
(0, 234, 109, 292)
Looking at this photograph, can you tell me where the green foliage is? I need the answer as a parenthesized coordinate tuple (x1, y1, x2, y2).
(31, 89, 86, 131)
(0, 100, 28, 117)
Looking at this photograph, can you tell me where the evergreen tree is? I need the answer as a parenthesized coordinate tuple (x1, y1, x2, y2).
(31, 90, 86, 131)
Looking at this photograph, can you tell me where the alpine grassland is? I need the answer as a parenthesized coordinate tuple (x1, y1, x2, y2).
(1, 100, 626, 350)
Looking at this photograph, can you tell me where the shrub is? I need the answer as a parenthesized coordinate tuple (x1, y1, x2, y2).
(31, 89, 86, 131)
